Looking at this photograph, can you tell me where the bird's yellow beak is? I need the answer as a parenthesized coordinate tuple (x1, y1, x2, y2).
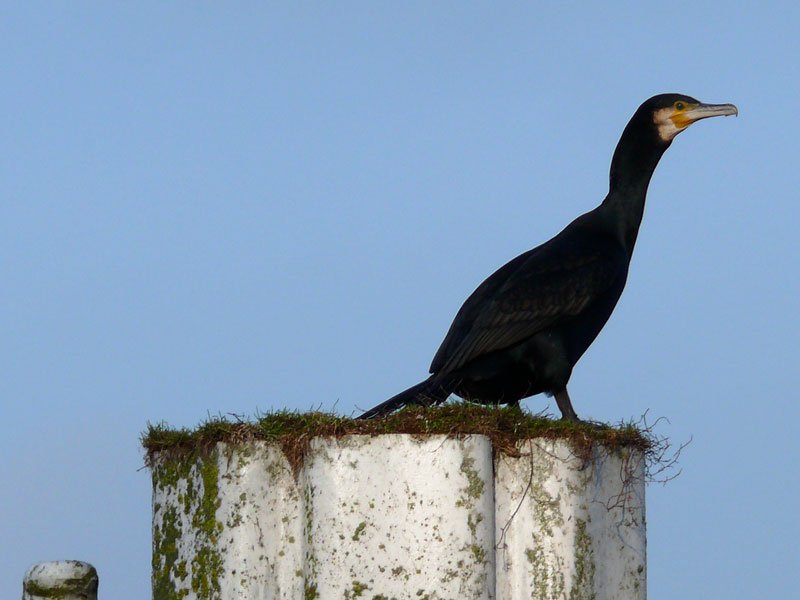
(670, 102, 738, 129)
(655, 100, 738, 142)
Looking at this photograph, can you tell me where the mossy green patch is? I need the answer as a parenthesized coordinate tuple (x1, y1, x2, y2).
(23, 569, 98, 599)
(152, 508, 190, 598)
(570, 518, 597, 600)
(526, 539, 566, 599)
(151, 449, 225, 600)
(345, 580, 369, 598)
(352, 521, 367, 541)
(143, 404, 652, 474)
(455, 455, 485, 510)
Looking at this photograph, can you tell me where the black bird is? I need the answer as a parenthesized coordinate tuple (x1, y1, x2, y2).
(360, 94, 736, 421)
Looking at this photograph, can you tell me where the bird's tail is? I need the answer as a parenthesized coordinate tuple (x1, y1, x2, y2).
(357, 375, 452, 419)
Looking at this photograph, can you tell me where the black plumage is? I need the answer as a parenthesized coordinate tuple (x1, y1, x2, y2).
(359, 94, 736, 421)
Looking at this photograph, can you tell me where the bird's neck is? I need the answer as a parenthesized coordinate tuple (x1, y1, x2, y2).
(602, 125, 670, 252)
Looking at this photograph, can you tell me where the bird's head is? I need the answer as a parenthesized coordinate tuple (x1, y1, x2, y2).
(640, 93, 738, 143)
(609, 93, 737, 194)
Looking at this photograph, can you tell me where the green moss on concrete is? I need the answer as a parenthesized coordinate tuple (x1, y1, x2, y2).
(522, 520, 597, 600)
(345, 580, 369, 598)
(470, 543, 486, 563)
(151, 507, 190, 595)
(570, 518, 597, 600)
(466, 512, 484, 538)
(226, 492, 247, 528)
(455, 456, 485, 508)
(526, 541, 566, 599)
(23, 569, 99, 599)
(189, 455, 224, 598)
(174, 560, 188, 581)
(144, 404, 649, 598)
(352, 521, 367, 541)
(151, 449, 225, 600)
(142, 404, 653, 473)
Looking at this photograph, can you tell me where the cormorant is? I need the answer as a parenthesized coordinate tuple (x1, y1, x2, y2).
(359, 94, 736, 421)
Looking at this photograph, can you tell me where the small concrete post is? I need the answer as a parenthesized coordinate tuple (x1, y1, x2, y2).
(151, 434, 645, 599)
(22, 561, 98, 600)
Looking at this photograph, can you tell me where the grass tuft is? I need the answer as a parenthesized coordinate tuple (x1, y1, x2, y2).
(142, 403, 654, 473)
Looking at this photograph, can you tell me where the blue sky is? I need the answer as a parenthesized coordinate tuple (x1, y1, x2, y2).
(2, 3, 798, 598)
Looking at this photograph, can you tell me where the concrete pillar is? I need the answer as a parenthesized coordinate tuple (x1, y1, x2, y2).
(495, 441, 646, 599)
(151, 435, 645, 599)
(22, 561, 98, 600)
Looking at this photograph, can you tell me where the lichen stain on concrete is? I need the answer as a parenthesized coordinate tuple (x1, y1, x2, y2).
(151, 448, 224, 599)
(497, 441, 645, 599)
(150, 435, 642, 599)
(526, 541, 566, 600)
(304, 582, 318, 599)
(452, 440, 493, 596)
(455, 455, 485, 508)
(570, 518, 597, 600)
(352, 521, 367, 541)
(152, 457, 191, 600)
(344, 579, 369, 598)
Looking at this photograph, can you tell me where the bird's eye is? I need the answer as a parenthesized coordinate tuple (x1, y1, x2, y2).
(675, 102, 685, 111)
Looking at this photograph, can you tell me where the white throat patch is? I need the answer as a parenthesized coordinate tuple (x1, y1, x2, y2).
(653, 107, 684, 142)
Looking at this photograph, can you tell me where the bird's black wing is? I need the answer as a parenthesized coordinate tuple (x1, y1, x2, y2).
(430, 237, 625, 374)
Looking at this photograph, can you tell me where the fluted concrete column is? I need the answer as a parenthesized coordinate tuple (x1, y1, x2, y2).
(151, 435, 645, 599)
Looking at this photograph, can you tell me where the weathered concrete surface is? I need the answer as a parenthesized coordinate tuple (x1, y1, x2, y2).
(23, 560, 98, 600)
(302, 435, 495, 599)
(151, 436, 645, 599)
(495, 441, 646, 600)
(151, 443, 303, 599)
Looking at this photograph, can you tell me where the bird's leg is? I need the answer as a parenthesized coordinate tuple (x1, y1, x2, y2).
(554, 388, 579, 421)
